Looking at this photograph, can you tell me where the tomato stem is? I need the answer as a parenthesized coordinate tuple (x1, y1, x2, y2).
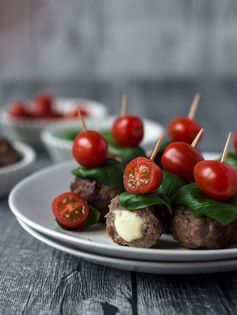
(188, 93, 200, 119)
(221, 132, 232, 163)
(150, 135, 164, 161)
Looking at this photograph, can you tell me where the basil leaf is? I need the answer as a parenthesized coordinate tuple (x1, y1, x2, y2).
(158, 171, 186, 201)
(81, 206, 100, 229)
(72, 159, 124, 191)
(119, 192, 170, 211)
(223, 152, 237, 170)
(174, 183, 237, 225)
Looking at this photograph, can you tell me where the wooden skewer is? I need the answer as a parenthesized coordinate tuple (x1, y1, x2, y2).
(221, 132, 231, 163)
(121, 95, 127, 116)
(150, 135, 164, 161)
(188, 93, 201, 119)
(77, 109, 87, 132)
(191, 128, 204, 148)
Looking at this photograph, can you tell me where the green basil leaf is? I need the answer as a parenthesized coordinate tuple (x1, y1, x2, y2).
(72, 159, 124, 191)
(174, 183, 237, 225)
(81, 206, 100, 229)
(119, 192, 170, 211)
(158, 171, 187, 201)
(223, 152, 237, 170)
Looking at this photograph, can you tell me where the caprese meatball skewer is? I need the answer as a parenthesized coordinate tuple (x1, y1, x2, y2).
(173, 132, 237, 249)
(106, 136, 164, 248)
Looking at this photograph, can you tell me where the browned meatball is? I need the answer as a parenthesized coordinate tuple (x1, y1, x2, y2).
(70, 177, 120, 220)
(106, 196, 163, 248)
(172, 206, 237, 249)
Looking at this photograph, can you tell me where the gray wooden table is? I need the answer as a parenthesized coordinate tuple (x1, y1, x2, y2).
(1, 80, 237, 314)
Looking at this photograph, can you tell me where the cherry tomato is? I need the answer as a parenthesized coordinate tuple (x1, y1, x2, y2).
(168, 116, 202, 144)
(33, 94, 54, 115)
(52, 192, 89, 229)
(194, 161, 237, 201)
(161, 142, 204, 182)
(72, 130, 108, 168)
(8, 102, 28, 119)
(234, 131, 237, 152)
(112, 115, 144, 147)
(124, 157, 163, 194)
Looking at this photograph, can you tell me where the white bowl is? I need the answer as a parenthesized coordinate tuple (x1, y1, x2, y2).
(0, 141, 36, 197)
(41, 116, 164, 163)
(0, 98, 107, 148)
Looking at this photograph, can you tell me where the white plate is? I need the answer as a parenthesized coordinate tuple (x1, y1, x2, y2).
(18, 218, 237, 275)
(9, 151, 237, 263)
(41, 116, 164, 163)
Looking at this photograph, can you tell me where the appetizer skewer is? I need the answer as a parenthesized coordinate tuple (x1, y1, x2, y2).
(106, 136, 164, 248)
(172, 133, 237, 249)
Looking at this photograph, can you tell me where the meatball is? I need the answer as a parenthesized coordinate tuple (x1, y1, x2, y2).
(70, 177, 120, 220)
(106, 196, 163, 248)
(172, 205, 237, 249)
(157, 207, 172, 234)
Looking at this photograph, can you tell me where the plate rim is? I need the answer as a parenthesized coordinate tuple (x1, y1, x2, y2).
(17, 218, 237, 275)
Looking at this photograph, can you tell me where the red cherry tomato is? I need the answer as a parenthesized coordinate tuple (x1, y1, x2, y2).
(8, 102, 28, 119)
(234, 131, 237, 152)
(112, 115, 144, 147)
(168, 116, 202, 144)
(52, 192, 89, 229)
(161, 142, 204, 182)
(194, 161, 237, 201)
(72, 130, 108, 168)
(124, 157, 163, 194)
(33, 94, 54, 116)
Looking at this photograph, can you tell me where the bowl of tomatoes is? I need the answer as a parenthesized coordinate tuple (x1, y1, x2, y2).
(0, 94, 107, 148)
(41, 116, 164, 163)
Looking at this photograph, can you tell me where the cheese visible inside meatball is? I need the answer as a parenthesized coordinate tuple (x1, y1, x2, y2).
(114, 209, 143, 242)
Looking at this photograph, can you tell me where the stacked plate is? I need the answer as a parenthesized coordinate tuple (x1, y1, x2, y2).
(9, 154, 237, 275)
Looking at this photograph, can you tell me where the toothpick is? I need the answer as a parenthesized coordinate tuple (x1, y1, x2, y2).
(121, 95, 127, 116)
(188, 93, 201, 119)
(191, 128, 204, 148)
(150, 135, 164, 161)
(221, 132, 231, 163)
(77, 109, 87, 132)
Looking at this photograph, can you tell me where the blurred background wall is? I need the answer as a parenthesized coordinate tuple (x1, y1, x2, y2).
(0, 0, 237, 83)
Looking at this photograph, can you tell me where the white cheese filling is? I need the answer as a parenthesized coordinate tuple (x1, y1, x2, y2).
(114, 209, 143, 242)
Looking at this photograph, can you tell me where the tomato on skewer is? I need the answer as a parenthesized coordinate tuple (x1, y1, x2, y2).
(194, 161, 237, 201)
(124, 157, 163, 194)
(52, 192, 89, 229)
(112, 115, 144, 147)
(168, 117, 202, 144)
(161, 142, 204, 182)
(72, 130, 108, 168)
